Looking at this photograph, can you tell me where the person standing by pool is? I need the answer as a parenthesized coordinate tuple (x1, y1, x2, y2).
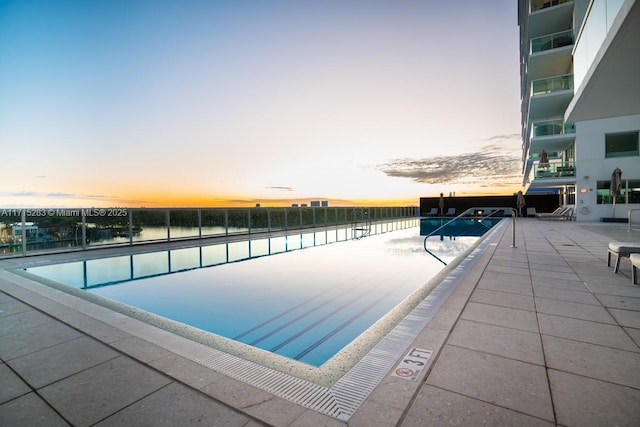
(516, 191, 526, 217)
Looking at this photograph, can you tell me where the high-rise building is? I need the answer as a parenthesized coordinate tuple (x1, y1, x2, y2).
(518, 0, 639, 221)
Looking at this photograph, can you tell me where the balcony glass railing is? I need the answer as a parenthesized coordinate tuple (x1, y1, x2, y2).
(531, 30, 574, 53)
(532, 73, 573, 96)
(532, 119, 575, 137)
(534, 160, 575, 179)
(0, 206, 419, 256)
(531, 0, 572, 13)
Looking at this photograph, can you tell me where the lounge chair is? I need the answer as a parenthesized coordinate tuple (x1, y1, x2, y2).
(536, 207, 573, 221)
(607, 242, 640, 273)
(425, 208, 438, 217)
(631, 253, 640, 285)
(526, 207, 537, 217)
(445, 208, 456, 216)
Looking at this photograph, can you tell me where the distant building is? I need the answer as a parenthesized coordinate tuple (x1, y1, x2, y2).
(310, 200, 329, 207)
(518, 0, 640, 220)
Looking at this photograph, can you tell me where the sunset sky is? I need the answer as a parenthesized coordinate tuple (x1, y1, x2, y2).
(0, 0, 522, 208)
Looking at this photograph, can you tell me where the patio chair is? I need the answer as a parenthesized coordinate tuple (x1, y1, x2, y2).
(536, 207, 573, 221)
(526, 207, 537, 217)
(607, 242, 640, 273)
(445, 208, 456, 216)
(425, 207, 438, 217)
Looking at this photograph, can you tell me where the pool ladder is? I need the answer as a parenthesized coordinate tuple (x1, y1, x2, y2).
(351, 208, 371, 240)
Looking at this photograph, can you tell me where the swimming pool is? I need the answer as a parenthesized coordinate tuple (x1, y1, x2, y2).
(21, 218, 499, 368)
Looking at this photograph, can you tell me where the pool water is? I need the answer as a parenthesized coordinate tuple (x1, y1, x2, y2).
(24, 219, 499, 366)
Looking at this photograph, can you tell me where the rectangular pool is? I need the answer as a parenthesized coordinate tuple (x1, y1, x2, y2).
(22, 218, 497, 367)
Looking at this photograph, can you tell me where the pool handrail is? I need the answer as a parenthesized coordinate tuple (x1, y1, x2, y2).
(422, 207, 517, 253)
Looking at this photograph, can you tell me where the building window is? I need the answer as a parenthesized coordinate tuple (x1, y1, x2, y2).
(596, 180, 640, 204)
(605, 131, 639, 158)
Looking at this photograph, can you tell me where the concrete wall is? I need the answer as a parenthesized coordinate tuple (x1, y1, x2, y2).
(574, 113, 640, 221)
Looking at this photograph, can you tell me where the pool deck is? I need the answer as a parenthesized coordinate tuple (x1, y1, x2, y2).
(1, 218, 639, 426)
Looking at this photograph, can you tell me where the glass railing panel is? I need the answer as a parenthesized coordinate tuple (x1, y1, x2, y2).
(300, 207, 315, 228)
(534, 161, 576, 178)
(531, 30, 574, 53)
(85, 209, 131, 247)
(531, 0, 572, 13)
(532, 74, 573, 95)
(131, 209, 167, 243)
(169, 209, 200, 240)
(269, 209, 286, 232)
(1, 212, 26, 255)
(227, 209, 249, 235)
(315, 230, 327, 245)
(22, 210, 82, 253)
(250, 208, 269, 233)
(286, 208, 301, 230)
(200, 209, 226, 237)
(532, 119, 575, 137)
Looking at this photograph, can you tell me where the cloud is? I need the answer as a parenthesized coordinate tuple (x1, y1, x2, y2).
(376, 142, 521, 187)
(265, 186, 294, 192)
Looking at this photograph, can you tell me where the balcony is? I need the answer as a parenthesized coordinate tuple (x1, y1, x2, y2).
(531, 29, 574, 53)
(532, 73, 573, 95)
(531, 0, 572, 13)
(532, 119, 575, 137)
(528, 73, 574, 120)
(534, 160, 575, 179)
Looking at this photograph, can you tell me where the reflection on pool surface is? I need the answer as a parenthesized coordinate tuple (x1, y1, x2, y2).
(24, 219, 500, 367)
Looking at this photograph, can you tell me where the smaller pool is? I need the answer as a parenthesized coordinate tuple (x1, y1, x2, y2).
(23, 218, 501, 367)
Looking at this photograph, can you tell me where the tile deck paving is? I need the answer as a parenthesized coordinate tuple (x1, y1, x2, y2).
(0, 219, 639, 426)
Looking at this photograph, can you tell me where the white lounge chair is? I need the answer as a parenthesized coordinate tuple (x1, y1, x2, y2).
(526, 207, 537, 217)
(445, 208, 456, 216)
(607, 242, 640, 273)
(536, 207, 573, 221)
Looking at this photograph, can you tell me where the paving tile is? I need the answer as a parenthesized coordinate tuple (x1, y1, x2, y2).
(0, 363, 31, 404)
(470, 288, 535, 311)
(460, 302, 539, 333)
(0, 298, 31, 318)
(426, 346, 553, 421)
(40, 355, 171, 426)
(0, 309, 51, 337)
(242, 393, 310, 427)
(0, 392, 68, 427)
(542, 335, 640, 389)
(534, 297, 616, 324)
(530, 268, 581, 281)
(149, 353, 227, 390)
(348, 398, 405, 427)
(608, 308, 640, 329)
(447, 319, 544, 365)
(95, 381, 250, 426)
(0, 320, 83, 361)
(289, 409, 346, 427)
(533, 286, 600, 305)
(588, 284, 640, 298)
(531, 276, 588, 291)
(110, 336, 173, 363)
(596, 294, 640, 310)
(538, 313, 638, 351)
(7, 336, 120, 389)
(549, 369, 640, 427)
(401, 385, 554, 427)
(476, 277, 533, 296)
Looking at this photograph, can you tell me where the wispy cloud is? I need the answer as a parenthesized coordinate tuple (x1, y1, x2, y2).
(376, 139, 522, 188)
(265, 186, 294, 192)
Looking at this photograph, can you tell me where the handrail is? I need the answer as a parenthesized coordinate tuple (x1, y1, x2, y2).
(629, 209, 640, 232)
(423, 207, 517, 252)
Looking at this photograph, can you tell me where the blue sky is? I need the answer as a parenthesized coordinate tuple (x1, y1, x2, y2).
(0, 0, 521, 207)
